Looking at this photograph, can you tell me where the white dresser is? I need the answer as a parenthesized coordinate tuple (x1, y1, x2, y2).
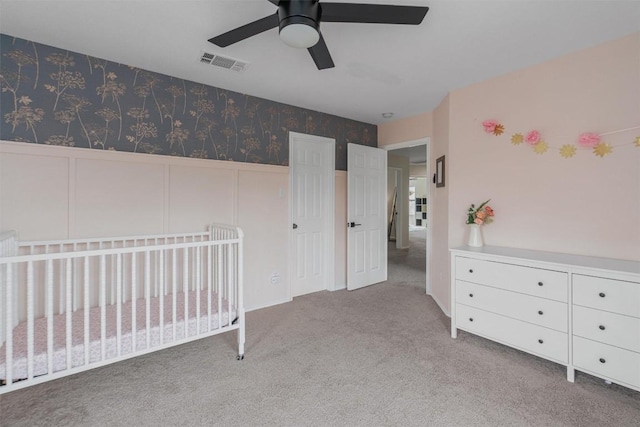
(450, 246, 640, 391)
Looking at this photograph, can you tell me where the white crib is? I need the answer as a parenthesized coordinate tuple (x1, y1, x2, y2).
(0, 224, 244, 394)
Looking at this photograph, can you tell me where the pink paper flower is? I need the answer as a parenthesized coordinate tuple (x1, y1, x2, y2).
(474, 218, 484, 225)
(525, 130, 540, 145)
(578, 132, 601, 148)
(482, 120, 497, 133)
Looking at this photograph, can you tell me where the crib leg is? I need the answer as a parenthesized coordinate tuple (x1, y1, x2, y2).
(236, 308, 245, 361)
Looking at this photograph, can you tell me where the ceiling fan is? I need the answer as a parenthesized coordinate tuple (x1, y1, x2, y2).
(208, 0, 429, 70)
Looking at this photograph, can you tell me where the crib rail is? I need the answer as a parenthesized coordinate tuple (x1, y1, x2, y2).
(18, 230, 211, 256)
(0, 225, 244, 394)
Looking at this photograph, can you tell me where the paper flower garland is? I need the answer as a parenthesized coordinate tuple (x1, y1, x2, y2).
(482, 120, 504, 136)
(560, 145, 577, 158)
(578, 132, 600, 148)
(593, 143, 613, 158)
(533, 141, 548, 154)
(482, 120, 640, 159)
(525, 130, 541, 145)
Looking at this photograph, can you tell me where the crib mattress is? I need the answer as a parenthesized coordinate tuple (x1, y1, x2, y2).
(0, 289, 235, 380)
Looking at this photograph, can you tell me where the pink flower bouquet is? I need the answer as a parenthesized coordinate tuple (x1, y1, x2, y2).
(466, 200, 495, 225)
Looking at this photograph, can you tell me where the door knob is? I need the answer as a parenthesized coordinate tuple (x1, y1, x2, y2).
(348, 222, 362, 228)
(292, 223, 298, 229)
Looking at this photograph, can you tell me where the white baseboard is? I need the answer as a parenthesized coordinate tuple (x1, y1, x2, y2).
(331, 283, 346, 291)
(429, 292, 450, 317)
(246, 297, 292, 313)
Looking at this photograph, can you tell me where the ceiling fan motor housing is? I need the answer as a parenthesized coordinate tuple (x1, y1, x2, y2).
(278, 0, 321, 47)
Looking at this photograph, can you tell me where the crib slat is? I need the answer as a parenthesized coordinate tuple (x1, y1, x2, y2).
(132, 253, 137, 353)
(59, 249, 64, 315)
(100, 255, 107, 361)
(159, 249, 164, 345)
(183, 248, 189, 338)
(73, 242, 78, 311)
(228, 245, 233, 328)
(65, 258, 72, 370)
(27, 261, 34, 379)
(116, 253, 122, 357)
(154, 239, 159, 298)
(5, 263, 14, 385)
(84, 256, 90, 366)
(217, 246, 222, 330)
(110, 240, 116, 305)
(46, 259, 54, 376)
(172, 248, 177, 342)
(145, 250, 151, 349)
(207, 245, 212, 332)
(196, 246, 201, 334)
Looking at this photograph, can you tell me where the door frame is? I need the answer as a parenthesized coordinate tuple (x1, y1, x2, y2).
(383, 137, 432, 295)
(288, 131, 335, 299)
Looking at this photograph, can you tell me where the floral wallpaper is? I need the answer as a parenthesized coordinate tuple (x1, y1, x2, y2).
(0, 34, 376, 170)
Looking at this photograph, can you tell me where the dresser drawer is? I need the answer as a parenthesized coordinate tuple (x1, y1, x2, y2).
(573, 305, 640, 353)
(573, 274, 640, 318)
(573, 336, 640, 389)
(456, 280, 567, 332)
(455, 257, 567, 302)
(456, 304, 568, 363)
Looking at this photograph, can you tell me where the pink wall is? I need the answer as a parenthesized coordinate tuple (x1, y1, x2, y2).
(430, 94, 450, 313)
(378, 112, 433, 147)
(449, 33, 640, 264)
(379, 32, 640, 316)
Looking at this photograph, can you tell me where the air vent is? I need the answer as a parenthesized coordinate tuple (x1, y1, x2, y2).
(199, 51, 248, 72)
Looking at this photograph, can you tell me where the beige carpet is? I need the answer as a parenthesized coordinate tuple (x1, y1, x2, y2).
(1, 236, 639, 426)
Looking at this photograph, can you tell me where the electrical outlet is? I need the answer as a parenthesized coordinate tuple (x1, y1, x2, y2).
(270, 272, 281, 285)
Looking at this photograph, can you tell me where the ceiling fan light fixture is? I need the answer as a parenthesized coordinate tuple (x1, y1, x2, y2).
(279, 21, 320, 48)
(209, 0, 429, 70)
(280, 15, 320, 49)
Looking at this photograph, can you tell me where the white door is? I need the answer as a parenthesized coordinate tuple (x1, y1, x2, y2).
(290, 132, 335, 297)
(347, 143, 387, 290)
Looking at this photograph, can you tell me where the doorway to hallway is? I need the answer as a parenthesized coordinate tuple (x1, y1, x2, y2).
(384, 137, 431, 294)
(388, 226, 426, 288)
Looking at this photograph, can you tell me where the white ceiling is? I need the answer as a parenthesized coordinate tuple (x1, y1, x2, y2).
(1, 1, 639, 125)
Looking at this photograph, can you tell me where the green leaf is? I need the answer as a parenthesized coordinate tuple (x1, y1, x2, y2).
(476, 199, 490, 211)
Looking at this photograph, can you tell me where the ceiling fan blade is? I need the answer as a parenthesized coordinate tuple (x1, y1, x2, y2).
(209, 13, 279, 47)
(308, 33, 335, 70)
(320, 3, 428, 25)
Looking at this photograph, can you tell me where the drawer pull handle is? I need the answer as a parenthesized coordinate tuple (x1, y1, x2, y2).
(538, 310, 543, 315)
(599, 358, 606, 364)
(599, 292, 606, 298)
(469, 293, 474, 298)
(538, 339, 544, 344)
(538, 282, 543, 287)
(469, 269, 474, 273)
(599, 325, 606, 331)
(469, 318, 474, 322)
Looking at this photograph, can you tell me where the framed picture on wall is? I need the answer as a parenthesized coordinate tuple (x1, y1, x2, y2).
(435, 155, 445, 188)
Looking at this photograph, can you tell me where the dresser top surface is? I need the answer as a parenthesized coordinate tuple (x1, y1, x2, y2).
(450, 246, 640, 276)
